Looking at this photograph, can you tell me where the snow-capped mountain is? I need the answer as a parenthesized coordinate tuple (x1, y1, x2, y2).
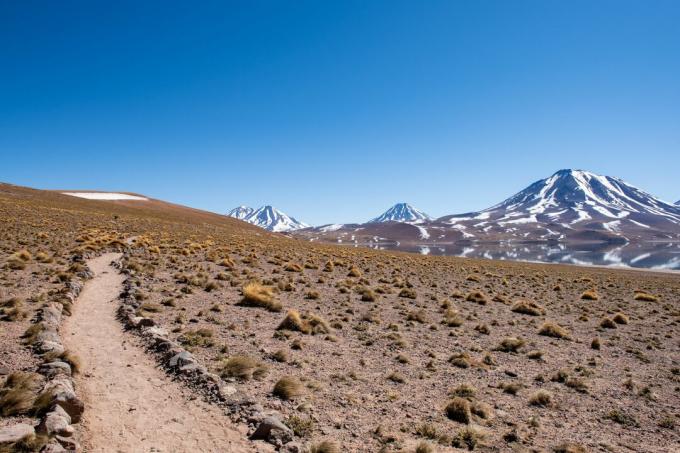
(369, 203, 432, 223)
(295, 170, 680, 245)
(445, 169, 680, 226)
(676, 200, 680, 206)
(227, 205, 255, 220)
(228, 205, 309, 232)
(438, 169, 680, 242)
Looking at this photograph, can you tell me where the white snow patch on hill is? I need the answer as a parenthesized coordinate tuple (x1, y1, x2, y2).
(63, 192, 148, 201)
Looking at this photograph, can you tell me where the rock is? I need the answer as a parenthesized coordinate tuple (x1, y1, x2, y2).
(179, 363, 203, 374)
(40, 305, 62, 327)
(0, 423, 35, 444)
(249, 416, 293, 444)
(43, 377, 84, 423)
(144, 326, 169, 337)
(281, 442, 302, 453)
(36, 340, 65, 357)
(168, 351, 194, 368)
(38, 405, 73, 437)
(0, 366, 9, 375)
(218, 384, 238, 399)
(55, 435, 79, 450)
(41, 440, 68, 452)
(39, 361, 72, 378)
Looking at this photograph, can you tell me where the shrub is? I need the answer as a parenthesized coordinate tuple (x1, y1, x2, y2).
(347, 267, 361, 277)
(553, 444, 588, 453)
(305, 290, 320, 300)
(538, 322, 569, 339)
(444, 309, 464, 327)
(180, 328, 215, 348)
(272, 376, 303, 400)
(599, 317, 616, 329)
(360, 289, 376, 302)
(218, 356, 268, 381)
(451, 426, 485, 450)
(529, 390, 553, 407)
(445, 397, 471, 423)
(466, 292, 487, 305)
(406, 309, 427, 323)
(633, 291, 658, 302)
(240, 282, 282, 312)
(399, 288, 417, 299)
(415, 441, 434, 453)
(307, 314, 331, 335)
(450, 383, 476, 398)
(387, 372, 405, 383)
(471, 401, 493, 419)
(277, 310, 310, 334)
(613, 312, 629, 324)
(284, 262, 303, 272)
(449, 352, 472, 368)
(0, 372, 45, 416)
(581, 290, 599, 300)
(285, 415, 314, 437)
(511, 300, 545, 316)
(309, 441, 340, 453)
(0, 298, 26, 321)
(272, 349, 289, 362)
(591, 337, 601, 350)
(495, 337, 525, 353)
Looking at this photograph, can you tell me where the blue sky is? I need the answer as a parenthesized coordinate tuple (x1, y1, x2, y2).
(1, 1, 679, 225)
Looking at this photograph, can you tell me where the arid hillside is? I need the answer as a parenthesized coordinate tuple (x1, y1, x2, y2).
(1, 183, 678, 452)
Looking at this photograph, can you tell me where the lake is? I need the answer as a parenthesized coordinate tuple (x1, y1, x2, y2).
(356, 241, 680, 271)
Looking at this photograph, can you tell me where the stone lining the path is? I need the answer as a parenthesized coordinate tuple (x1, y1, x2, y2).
(0, 255, 93, 452)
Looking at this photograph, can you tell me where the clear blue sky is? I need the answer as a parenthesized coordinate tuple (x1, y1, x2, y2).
(1, 1, 678, 225)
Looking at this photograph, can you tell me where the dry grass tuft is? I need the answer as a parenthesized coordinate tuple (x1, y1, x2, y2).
(277, 310, 310, 334)
(0, 372, 45, 416)
(529, 389, 553, 407)
(272, 376, 303, 400)
(466, 291, 487, 305)
(218, 355, 268, 381)
(599, 317, 617, 329)
(495, 337, 525, 353)
(240, 282, 282, 312)
(399, 288, 417, 299)
(511, 300, 545, 316)
(451, 426, 485, 450)
(309, 441, 340, 453)
(538, 322, 569, 339)
(445, 397, 471, 423)
(633, 291, 658, 302)
(613, 312, 629, 324)
(180, 328, 215, 348)
(581, 290, 599, 300)
(553, 443, 588, 453)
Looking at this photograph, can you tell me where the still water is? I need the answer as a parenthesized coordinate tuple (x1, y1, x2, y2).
(360, 241, 680, 271)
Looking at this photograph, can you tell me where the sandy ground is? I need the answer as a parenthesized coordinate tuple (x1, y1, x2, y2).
(62, 253, 256, 453)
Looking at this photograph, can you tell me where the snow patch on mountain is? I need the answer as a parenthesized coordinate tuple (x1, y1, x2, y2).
(227, 205, 255, 220)
(63, 192, 148, 201)
(227, 205, 309, 232)
(370, 203, 431, 223)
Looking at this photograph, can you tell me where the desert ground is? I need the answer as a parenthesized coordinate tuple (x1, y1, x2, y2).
(0, 183, 678, 452)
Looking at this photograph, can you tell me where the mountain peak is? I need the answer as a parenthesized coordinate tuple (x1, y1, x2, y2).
(370, 203, 431, 223)
(227, 205, 309, 232)
(227, 205, 254, 220)
(483, 169, 680, 226)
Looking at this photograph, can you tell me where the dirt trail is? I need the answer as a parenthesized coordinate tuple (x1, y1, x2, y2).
(62, 253, 255, 453)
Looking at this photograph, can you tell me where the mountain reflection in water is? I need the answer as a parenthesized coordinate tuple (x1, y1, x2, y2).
(359, 241, 680, 271)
